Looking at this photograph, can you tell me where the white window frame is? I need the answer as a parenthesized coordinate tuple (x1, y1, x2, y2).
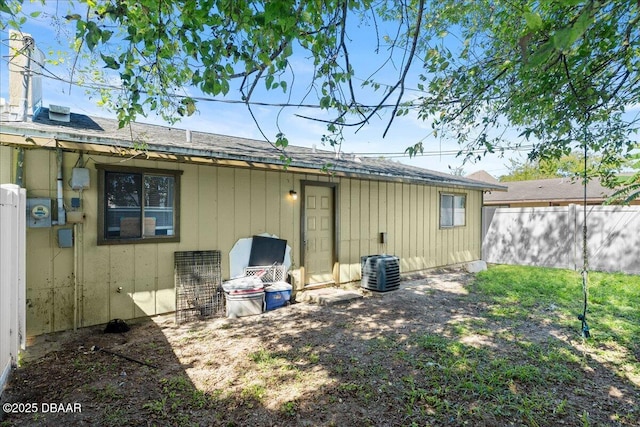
(440, 193, 466, 228)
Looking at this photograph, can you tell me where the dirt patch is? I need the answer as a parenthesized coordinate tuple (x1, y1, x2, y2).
(1, 269, 638, 426)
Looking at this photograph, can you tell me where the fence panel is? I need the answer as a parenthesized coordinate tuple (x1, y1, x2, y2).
(482, 205, 640, 275)
(581, 206, 640, 275)
(0, 184, 26, 394)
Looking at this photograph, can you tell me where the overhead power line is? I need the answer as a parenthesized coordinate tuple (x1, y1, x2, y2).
(0, 49, 424, 111)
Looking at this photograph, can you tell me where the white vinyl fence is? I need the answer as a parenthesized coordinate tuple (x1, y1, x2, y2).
(482, 205, 640, 275)
(0, 184, 26, 394)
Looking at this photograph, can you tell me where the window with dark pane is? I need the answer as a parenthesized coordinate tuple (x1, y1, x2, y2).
(144, 175, 175, 236)
(98, 166, 180, 244)
(105, 171, 142, 238)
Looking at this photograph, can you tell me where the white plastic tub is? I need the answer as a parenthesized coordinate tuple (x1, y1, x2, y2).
(225, 291, 264, 318)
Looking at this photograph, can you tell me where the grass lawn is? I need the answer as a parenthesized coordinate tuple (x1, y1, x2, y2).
(397, 265, 640, 426)
(2, 265, 638, 426)
(475, 265, 640, 350)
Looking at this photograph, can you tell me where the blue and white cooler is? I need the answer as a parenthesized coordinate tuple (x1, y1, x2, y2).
(264, 282, 292, 311)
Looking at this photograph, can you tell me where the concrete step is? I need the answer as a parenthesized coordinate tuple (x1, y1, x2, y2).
(298, 287, 364, 306)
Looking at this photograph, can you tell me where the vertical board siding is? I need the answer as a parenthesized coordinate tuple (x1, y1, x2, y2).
(402, 184, 411, 269)
(234, 169, 251, 239)
(338, 179, 350, 282)
(336, 178, 482, 283)
(0, 146, 13, 183)
(216, 167, 236, 279)
(8, 147, 483, 335)
(359, 180, 370, 259)
(414, 185, 423, 270)
(280, 174, 296, 268)
(265, 172, 282, 236)
(369, 181, 379, 255)
(349, 179, 361, 279)
(376, 183, 385, 255)
(197, 165, 218, 248)
(250, 170, 267, 235)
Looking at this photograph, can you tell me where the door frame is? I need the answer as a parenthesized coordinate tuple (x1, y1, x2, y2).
(299, 180, 339, 285)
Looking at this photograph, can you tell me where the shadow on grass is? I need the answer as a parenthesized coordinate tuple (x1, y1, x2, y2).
(1, 270, 638, 426)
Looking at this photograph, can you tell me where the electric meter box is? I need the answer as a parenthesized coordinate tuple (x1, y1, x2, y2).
(26, 198, 52, 228)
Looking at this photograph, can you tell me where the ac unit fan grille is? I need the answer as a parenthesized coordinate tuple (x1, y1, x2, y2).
(361, 255, 400, 292)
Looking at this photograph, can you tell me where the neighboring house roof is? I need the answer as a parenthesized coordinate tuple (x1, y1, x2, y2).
(484, 176, 613, 205)
(466, 170, 500, 185)
(0, 107, 505, 191)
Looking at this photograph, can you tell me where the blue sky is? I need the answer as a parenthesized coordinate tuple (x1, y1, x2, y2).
(0, 2, 532, 177)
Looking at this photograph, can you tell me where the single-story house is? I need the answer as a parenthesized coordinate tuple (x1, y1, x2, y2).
(467, 170, 638, 207)
(1, 107, 503, 336)
(0, 33, 503, 336)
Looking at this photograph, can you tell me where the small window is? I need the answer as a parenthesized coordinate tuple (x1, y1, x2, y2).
(97, 165, 182, 244)
(440, 193, 466, 228)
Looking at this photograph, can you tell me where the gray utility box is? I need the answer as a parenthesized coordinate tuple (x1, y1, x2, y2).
(58, 228, 73, 248)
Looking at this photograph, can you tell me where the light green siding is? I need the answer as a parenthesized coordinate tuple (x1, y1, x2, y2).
(0, 147, 483, 336)
(335, 179, 482, 279)
(0, 146, 12, 183)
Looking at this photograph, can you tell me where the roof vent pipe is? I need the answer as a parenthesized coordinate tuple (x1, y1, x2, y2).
(186, 129, 192, 143)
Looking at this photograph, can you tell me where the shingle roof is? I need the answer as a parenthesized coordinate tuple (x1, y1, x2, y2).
(466, 170, 500, 185)
(484, 176, 612, 204)
(0, 107, 505, 191)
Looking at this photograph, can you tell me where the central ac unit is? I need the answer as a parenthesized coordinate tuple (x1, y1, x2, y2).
(360, 255, 400, 292)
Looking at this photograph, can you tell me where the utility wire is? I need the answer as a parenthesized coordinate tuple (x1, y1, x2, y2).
(0, 50, 424, 111)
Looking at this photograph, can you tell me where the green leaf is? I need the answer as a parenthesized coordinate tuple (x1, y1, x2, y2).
(552, 10, 593, 52)
(30, 11, 42, 18)
(320, 96, 331, 109)
(100, 53, 119, 70)
(526, 41, 554, 68)
(101, 30, 113, 43)
(182, 98, 196, 116)
(552, 27, 575, 50)
(84, 21, 101, 51)
(523, 12, 543, 31)
(275, 133, 288, 148)
(0, 3, 12, 14)
(572, 9, 594, 39)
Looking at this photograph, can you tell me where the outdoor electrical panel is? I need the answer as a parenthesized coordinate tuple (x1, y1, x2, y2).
(26, 198, 52, 228)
